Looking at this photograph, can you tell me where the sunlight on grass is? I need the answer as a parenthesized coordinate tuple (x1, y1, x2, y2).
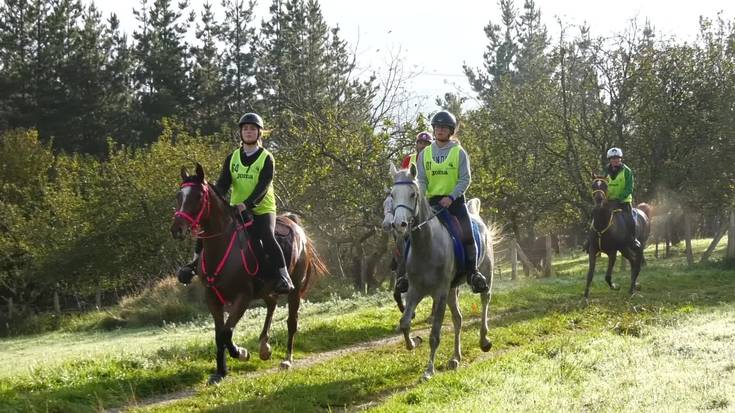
(0, 237, 732, 412)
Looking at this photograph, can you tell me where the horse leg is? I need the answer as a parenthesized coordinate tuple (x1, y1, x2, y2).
(207, 293, 227, 385)
(393, 288, 405, 313)
(447, 287, 462, 370)
(605, 252, 619, 291)
(583, 253, 598, 304)
(258, 296, 277, 361)
(400, 288, 424, 351)
(281, 289, 301, 369)
(622, 248, 642, 295)
(423, 291, 448, 381)
(479, 287, 492, 353)
(223, 294, 251, 362)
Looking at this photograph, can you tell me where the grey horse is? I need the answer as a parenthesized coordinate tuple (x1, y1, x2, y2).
(389, 164, 494, 380)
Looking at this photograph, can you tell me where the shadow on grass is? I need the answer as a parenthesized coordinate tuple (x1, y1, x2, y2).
(202, 366, 419, 413)
(3, 258, 732, 413)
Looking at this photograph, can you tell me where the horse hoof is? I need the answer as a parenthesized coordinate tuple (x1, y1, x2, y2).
(280, 360, 292, 370)
(480, 339, 492, 352)
(447, 359, 460, 370)
(207, 373, 225, 385)
(421, 371, 434, 381)
(635, 283, 642, 291)
(260, 342, 272, 360)
(611, 283, 620, 291)
(238, 348, 250, 361)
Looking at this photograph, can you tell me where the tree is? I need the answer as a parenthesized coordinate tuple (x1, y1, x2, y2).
(189, 1, 227, 135)
(219, 0, 257, 121)
(132, 0, 193, 144)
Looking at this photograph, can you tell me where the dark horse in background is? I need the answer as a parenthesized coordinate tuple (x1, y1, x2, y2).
(584, 175, 651, 303)
(171, 164, 327, 384)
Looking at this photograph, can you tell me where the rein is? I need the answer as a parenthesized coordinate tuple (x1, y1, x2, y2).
(174, 181, 259, 305)
(590, 207, 622, 251)
(391, 181, 441, 232)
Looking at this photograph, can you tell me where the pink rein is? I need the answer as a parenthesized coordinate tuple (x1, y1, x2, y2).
(173, 181, 259, 304)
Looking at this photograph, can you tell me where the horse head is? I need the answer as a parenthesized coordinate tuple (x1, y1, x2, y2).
(389, 163, 420, 236)
(171, 163, 210, 239)
(591, 173, 608, 208)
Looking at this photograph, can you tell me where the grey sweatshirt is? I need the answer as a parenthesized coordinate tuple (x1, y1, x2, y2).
(416, 141, 471, 200)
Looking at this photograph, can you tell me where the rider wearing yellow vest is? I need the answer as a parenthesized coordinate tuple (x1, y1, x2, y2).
(605, 147, 641, 252)
(176, 113, 294, 294)
(413, 110, 489, 294)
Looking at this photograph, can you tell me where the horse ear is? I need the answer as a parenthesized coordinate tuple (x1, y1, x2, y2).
(409, 163, 417, 178)
(181, 166, 189, 181)
(389, 162, 397, 177)
(195, 163, 205, 179)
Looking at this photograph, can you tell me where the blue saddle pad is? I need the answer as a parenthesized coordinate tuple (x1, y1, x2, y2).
(403, 211, 483, 274)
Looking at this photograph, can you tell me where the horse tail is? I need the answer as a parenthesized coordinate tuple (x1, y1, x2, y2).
(299, 236, 329, 299)
(636, 202, 653, 219)
(467, 197, 482, 215)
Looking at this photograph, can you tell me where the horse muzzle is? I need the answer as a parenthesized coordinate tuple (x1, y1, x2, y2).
(392, 220, 410, 234)
(170, 219, 190, 240)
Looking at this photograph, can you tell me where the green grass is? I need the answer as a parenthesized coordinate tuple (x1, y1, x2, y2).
(0, 238, 732, 412)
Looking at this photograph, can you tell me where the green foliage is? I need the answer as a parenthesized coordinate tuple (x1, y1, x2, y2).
(464, 0, 735, 239)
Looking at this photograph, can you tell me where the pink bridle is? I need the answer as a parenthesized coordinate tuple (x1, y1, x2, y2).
(173, 180, 259, 305)
(174, 182, 211, 233)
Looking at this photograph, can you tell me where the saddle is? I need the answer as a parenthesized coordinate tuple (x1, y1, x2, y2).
(403, 209, 483, 286)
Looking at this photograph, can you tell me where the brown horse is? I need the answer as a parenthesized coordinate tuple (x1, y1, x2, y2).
(584, 175, 650, 303)
(170, 164, 327, 384)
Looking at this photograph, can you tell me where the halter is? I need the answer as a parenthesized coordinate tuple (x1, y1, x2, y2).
(391, 180, 441, 231)
(591, 178, 608, 201)
(174, 182, 211, 232)
(391, 181, 418, 216)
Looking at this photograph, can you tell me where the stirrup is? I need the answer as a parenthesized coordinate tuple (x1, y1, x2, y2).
(468, 271, 489, 294)
(273, 278, 294, 295)
(395, 276, 409, 294)
(177, 262, 197, 285)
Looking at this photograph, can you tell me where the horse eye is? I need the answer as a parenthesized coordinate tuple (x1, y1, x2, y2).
(410, 193, 416, 198)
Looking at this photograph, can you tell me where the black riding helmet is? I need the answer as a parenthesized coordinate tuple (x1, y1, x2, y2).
(238, 112, 264, 129)
(430, 110, 457, 134)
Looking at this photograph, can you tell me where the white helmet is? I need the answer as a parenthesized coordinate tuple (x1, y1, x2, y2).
(606, 147, 623, 159)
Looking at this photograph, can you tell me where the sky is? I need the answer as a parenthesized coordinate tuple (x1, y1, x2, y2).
(91, 0, 732, 113)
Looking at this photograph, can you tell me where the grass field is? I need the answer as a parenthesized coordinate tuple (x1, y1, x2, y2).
(0, 238, 732, 412)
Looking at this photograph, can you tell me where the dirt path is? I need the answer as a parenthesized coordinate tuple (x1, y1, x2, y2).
(109, 330, 417, 412)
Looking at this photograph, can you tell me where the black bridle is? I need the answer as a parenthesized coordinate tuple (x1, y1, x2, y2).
(391, 181, 444, 231)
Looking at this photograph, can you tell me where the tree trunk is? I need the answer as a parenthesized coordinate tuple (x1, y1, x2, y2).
(7, 297, 12, 319)
(543, 235, 554, 277)
(510, 242, 518, 280)
(728, 208, 735, 259)
(684, 212, 694, 265)
(514, 241, 536, 276)
(53, 290, 61, 314)
(95, 289, 102, 310)
(701, 220, 729, 262)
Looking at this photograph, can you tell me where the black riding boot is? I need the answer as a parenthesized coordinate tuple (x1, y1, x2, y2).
(465, 243, 489, 294)
(625, 209, 641, 252)
(177, 252, 199, 285)
(394, 256, 408, 293)
(274, 267, 295, 295)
